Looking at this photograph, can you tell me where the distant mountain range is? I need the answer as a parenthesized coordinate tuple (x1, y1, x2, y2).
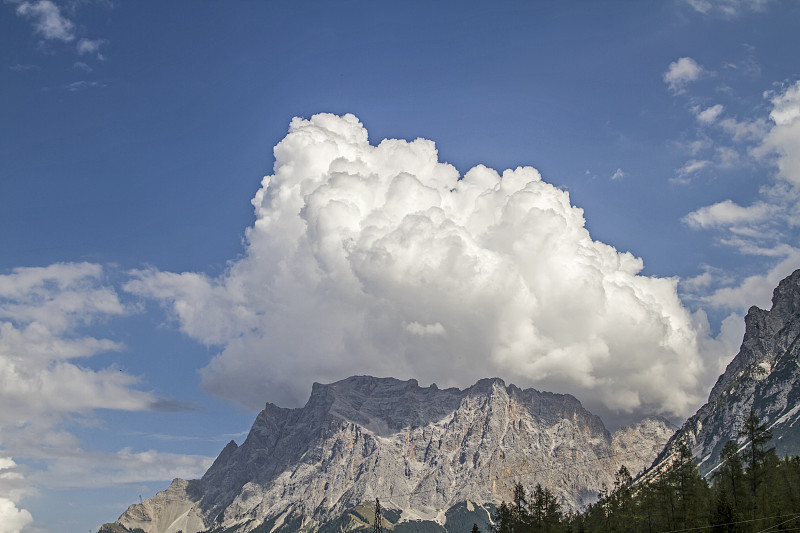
(102, 269, 800, 533)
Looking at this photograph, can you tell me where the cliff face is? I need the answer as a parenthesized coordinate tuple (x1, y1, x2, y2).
(113, 376, 672, 533)
(653, 269, 800, 476)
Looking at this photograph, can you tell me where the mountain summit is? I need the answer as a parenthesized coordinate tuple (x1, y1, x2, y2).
(106, 377, 672, 533)
(653, 269, 800, 476)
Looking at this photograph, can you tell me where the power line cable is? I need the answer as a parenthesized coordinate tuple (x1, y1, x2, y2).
(755, 513, 800, 533)
(654, 512, 800, 533)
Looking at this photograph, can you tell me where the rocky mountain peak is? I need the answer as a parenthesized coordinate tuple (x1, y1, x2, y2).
(654, 268, 800, 476)
(305, 375, 465, 436)
(467, 376, 507, 392)
(771, 268, 800, 318)
(709, 268, 800, 402)
(110, 376, 673, 533)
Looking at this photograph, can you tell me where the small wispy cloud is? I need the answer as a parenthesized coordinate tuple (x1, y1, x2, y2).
(24, 447, 215, 490)
(8, 64, 39, 72)
(683, 0, 774, 18)
(77, 37, 105, 60)
(124, 430, 249, 443)
(718, 116, 768, 142)
(13, 1, 110, 63)
(15, 0, 75, 42)
(610, 168, 625, 181)
(148, 397, 202, 413)
(722, 44, 761, 78)
(672, 159, 711, 184)
(65, 80, 104, 91)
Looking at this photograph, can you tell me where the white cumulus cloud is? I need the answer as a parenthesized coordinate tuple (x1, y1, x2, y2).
(0, 498, 32, 533)
(683, 199, 772, 229)
(758, 81, 800, 187)
(127, 113, 726, 418)
(696, 104, 725, 124)
(664, 57, 704, 93)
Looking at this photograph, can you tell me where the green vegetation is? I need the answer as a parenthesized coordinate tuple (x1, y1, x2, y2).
(490, 482, 563, 533)
(481, 411, 800, 533)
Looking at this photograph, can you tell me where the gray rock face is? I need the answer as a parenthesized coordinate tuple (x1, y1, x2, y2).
(115, 376, 673, 533)
(653, 269, 800, 476)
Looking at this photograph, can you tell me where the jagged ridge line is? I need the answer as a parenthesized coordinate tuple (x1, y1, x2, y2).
(700, 331, 800, 480)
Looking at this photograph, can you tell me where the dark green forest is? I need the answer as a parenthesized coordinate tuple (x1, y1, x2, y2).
(486, 412, 800, 533)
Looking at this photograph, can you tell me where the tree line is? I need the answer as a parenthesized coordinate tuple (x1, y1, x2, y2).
(476, 412, 800, 533)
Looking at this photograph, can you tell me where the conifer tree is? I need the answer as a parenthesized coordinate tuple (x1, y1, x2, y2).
(610, 465, 633, 531)
(492, 501, 514, 533)
(740, 411, 775, 521)
(513, 482, 529, 530)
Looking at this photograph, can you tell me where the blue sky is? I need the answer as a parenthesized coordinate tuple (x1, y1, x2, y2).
(1, 1, 799, 532)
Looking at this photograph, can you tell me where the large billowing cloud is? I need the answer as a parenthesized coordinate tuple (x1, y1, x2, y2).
(0, 498, 32, 533)
(0, 457, 32, 533)
(128, 113, 725, 418)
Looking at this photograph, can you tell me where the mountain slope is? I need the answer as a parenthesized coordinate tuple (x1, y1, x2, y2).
(652, 268, 800, 476)
(107, 377, 672, 533)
